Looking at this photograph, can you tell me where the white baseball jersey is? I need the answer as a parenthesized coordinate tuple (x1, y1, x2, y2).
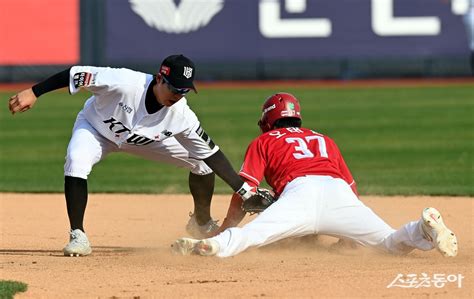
(67, 66, 218, 160)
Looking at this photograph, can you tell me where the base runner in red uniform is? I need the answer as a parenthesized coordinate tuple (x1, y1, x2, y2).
(172, 92, 458, 258)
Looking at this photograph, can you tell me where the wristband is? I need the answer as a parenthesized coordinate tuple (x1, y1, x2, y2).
(236, 182, 254, 200)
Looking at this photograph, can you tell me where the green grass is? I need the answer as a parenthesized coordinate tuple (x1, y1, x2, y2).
(0, 280, 28, 299)
(0, 85, 472, 195)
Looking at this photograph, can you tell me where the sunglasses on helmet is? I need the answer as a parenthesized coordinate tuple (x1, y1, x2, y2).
(161, 76, 190, 95)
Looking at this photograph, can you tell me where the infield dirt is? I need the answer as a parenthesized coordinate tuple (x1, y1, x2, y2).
(1, 194, 472, 298)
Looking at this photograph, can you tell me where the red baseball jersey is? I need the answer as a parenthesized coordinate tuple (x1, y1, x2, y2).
(239, 127, 357, 196)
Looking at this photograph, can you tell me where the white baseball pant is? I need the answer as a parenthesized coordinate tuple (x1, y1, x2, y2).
(211, 175, 433, 257)
(64, 112, 213, 179)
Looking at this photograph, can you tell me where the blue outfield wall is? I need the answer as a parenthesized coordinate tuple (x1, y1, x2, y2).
(1, 0, 473, 82)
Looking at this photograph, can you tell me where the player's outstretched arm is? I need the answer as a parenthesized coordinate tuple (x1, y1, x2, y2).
(210, 193, 246, 236)
(8, 88, 37, 115)
(8, 68, 70, 115)
(203, 150, 252, 196)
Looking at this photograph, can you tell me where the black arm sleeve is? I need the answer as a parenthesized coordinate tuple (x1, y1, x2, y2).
(204, 150, 244, 192)
(31, 68, 71, 97)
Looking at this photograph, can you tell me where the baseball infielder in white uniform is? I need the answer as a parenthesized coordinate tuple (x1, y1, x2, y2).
(8, 54, 258, 256)
(172, 92, 459, 258)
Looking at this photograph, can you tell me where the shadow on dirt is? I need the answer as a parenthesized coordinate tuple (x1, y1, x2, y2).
(0, 246, 142, 257)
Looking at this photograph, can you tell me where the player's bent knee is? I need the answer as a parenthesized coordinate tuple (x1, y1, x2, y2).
(64, 156, 94, 180)
(64, 169, 89, 180)
(190, 161, 213, 176)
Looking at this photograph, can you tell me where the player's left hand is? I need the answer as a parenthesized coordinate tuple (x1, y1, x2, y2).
(242, 188, 276, 214)
(8, 88, 37, 115)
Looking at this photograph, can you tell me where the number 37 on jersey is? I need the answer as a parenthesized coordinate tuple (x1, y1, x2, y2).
(269, 127, 328, 159)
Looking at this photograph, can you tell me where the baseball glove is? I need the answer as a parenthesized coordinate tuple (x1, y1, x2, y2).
(242, 188, 276, 214)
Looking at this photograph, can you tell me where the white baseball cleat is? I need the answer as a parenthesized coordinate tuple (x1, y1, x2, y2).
(171, 237, 219, 256)
(63, 229, 92, 257)
(420, 207, 458, 257)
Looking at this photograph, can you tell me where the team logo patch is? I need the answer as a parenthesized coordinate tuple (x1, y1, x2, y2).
(160, 65, 170, 76)
(73, 72, 95, 88)
(183, 66, 193, 79)
(281, 102, 297, 116)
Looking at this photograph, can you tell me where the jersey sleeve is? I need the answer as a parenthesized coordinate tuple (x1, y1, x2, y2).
(68, 66, 142, 96)
(238, 138, 266, 187)
(174, 117, 220, 160)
